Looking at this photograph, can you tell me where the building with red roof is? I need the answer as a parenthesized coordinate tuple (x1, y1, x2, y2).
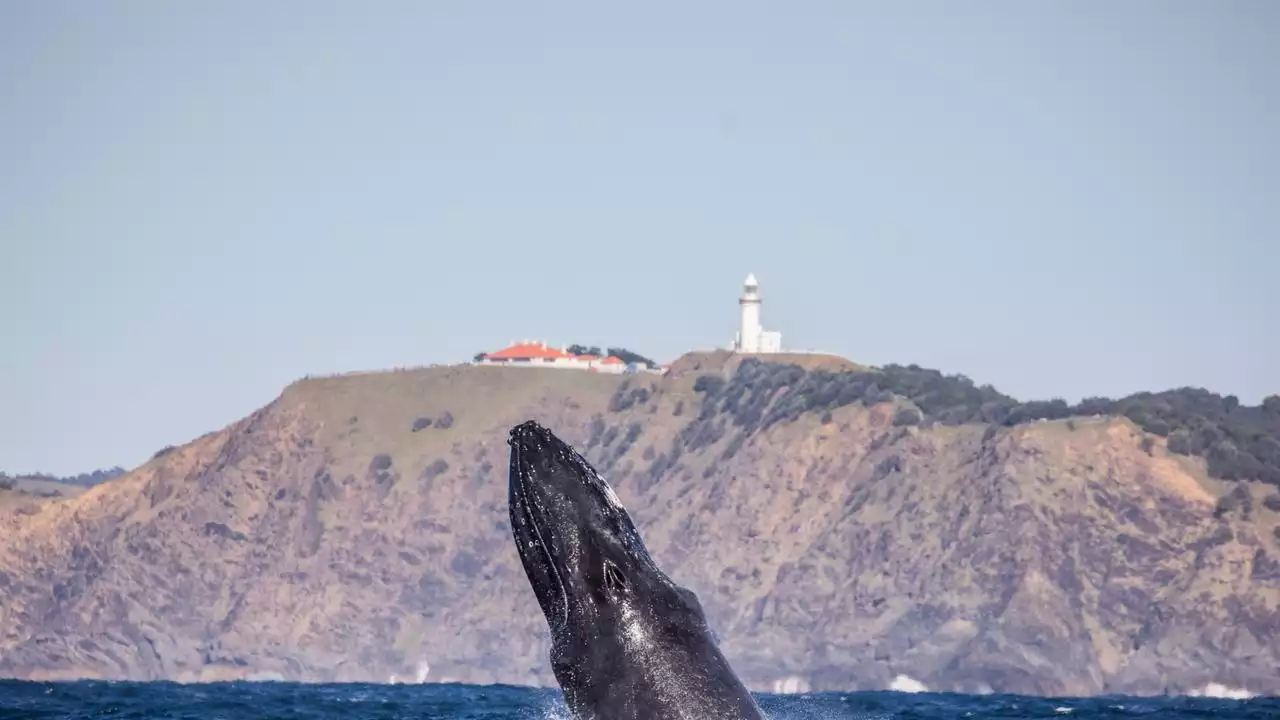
(482, 341, 575, 363)
(475, 340, 666, 375)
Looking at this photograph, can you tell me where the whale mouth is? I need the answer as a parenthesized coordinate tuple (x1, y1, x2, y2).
(508, 423, 570, 630)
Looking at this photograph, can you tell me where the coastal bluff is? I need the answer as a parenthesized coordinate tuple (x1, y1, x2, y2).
(1, 355, 1277, 696)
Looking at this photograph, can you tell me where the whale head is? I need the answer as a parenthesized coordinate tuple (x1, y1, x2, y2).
(507, 420, 700, 629)
(506, 419, 766, 719)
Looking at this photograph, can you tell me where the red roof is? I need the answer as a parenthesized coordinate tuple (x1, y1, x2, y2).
(485, 342, 574, 361)
(601, 356, 624, 365)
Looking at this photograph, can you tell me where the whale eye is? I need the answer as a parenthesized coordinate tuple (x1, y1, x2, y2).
(604, 560, 627, 593)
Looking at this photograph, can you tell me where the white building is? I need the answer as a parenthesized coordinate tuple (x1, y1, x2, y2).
(732, 273, 782, 354)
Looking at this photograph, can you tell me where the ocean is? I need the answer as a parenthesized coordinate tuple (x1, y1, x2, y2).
(0, 681, 1275, 720)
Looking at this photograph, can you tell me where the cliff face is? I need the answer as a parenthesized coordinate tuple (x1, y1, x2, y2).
(1, 358, 1278, 696)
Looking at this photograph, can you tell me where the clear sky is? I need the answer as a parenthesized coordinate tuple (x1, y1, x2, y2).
(2, 2, 1276, 475)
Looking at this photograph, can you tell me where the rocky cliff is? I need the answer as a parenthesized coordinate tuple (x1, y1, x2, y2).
(1, 354, 1278, 696)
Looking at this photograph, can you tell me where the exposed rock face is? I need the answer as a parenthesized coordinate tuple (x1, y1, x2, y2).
(1, 359, 1278, 695)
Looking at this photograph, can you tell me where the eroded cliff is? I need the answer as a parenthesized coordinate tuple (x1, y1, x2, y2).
(1, 356, 1277, 695)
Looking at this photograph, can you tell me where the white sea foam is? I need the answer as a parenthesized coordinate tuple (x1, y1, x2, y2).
(1188, 681, 1255, 700)
(771, 675, 811, 694)
(887, 674, 928, 693)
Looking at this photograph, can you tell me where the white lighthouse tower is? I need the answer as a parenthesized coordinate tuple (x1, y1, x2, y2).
(733, 273, 782, 354)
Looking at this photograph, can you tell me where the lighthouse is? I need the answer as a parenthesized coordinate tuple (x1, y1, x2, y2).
(733, 273, 782, 354)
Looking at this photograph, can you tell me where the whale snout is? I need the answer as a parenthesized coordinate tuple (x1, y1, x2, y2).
(508, 419, 554, 447)
(508, 420, 574, 482)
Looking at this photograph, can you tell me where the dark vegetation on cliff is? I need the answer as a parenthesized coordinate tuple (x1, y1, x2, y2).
(0, 467, 126, 490)
(605, 358, 1280, 488)
(566, 345, 657, 367)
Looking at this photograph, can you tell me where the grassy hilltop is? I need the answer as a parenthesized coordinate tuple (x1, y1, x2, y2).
(0, 353, 1277, 695)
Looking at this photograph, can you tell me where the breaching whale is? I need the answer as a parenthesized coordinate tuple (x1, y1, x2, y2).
(507, 420, 766, 720)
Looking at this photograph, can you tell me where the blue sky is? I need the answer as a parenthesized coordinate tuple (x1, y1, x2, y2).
(2, 2, 1276, 475)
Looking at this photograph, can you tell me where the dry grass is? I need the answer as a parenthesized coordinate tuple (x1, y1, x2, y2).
(284, 363, 633, 480)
